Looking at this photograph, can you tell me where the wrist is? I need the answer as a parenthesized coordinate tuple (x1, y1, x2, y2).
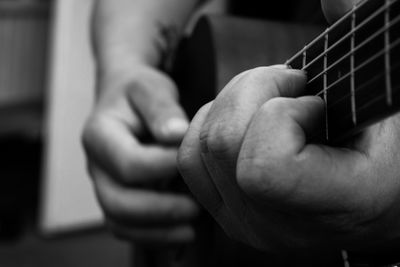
(96, 63, 154, 94)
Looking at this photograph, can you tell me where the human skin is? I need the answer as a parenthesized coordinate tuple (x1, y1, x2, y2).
(178, 0, 400, 252)
(82, 0, 204, 245)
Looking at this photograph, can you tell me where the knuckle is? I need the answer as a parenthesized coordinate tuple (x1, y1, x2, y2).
(242, 67, 270, 82)
(81, 116, 101, 151)
(81, 116, 114, 164)
(200, 123, 238, 158)
(126, 78, 150, 98)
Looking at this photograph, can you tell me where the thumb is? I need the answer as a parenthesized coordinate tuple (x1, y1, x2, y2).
(127, 71, 189, 144)
(321, 0, 362, 24)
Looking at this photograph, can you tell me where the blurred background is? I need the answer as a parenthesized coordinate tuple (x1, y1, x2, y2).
(0, 0, 228, 266)
(0, 0, 131, 266)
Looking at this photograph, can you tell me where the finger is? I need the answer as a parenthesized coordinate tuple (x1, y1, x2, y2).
(83, 114, 178, 185)
(321, 0, 362, 24)
(126, 69, 189, 144)
(178, 103, 223, 215)
(200, 66, 307, 162)
(107, 221, 196, 244)
(199, 152, 250, 243)
(92, 166, 200, 225)
(178, 103, 240, 239)
(237, 95, 365, 213)
(199, 67, 307, 209)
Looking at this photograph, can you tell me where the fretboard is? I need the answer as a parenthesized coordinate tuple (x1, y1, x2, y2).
(286, 0, 400, 144)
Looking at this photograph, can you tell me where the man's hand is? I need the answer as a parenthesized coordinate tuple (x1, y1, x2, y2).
(83, 65, 200, 245)
(178, 0, 400, 252)
(177, 64, 400, 251)
(82, 0, 203, 245)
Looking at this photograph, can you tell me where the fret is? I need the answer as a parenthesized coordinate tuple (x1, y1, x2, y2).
(285, 48, 306, 70)
(391, 0, 400, 107)
(323, 31, 329, 141)
(354, 0, 388, 128)
(385, 0, 393, 106)
(285, 0, 370, 67)
(289, 0, 400, 143)
(302, 47, 307, 68)
(311, 0, 398, 143)
(350, 7, 357, 125)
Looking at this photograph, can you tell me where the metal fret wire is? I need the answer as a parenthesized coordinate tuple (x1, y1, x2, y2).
(298, 0, 394, 73)
(317, 37, 400, 98)
(350, 6, 357, 125)
(286, 0, 400, 142)
(331, 60, 400, 126)
(285, 0, 371, 65)
(330, 58, 398, 110)
(307, 12, 400, 86)
(385, 0, 393, 105)
(307, 61, 400, 142)
(323, 32, 329, 140)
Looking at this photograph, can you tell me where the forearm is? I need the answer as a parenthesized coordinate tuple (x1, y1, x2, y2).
(92, 0, 203, 76)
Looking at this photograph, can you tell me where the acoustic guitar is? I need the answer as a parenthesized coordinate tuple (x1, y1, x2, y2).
(135, 0, 400, 266)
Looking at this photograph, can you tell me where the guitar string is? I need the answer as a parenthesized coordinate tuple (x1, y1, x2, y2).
(286, 0, 370, 64)
(322, 81, 400, 140)
(299, 0, 396, 73)
(307, 83, 400, 141)
(302, 32, 400, 141)
(325, 62, 388, 108)
(306, 39, 400, 141)
(296, 0, 400, 141)
(286, 0, 395, 66)
(307, 5, 399, 86)
(315, 36, 400, 98)
(322, 63, 396, 123)
(286, 0, 398, 80)
(307, 13, 400, 86)
(313, 50, 400, 138)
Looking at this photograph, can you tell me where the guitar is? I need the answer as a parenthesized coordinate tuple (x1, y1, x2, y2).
(136, 0, 400, 266)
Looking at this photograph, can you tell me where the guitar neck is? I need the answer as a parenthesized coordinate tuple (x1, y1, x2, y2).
(287, 0, 400, 144)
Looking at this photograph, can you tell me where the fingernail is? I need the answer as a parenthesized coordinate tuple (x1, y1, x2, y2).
(270, 64, 290, 69)
(162, 118, 189, 136)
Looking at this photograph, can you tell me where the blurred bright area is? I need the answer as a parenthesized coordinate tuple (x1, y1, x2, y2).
(0, 0, 131, 266)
